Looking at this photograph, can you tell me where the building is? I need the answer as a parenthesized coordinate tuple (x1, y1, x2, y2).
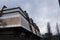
(0, 6, 42, 40)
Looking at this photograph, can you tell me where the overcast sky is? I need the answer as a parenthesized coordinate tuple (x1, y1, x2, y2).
(0, 0, 60, 35)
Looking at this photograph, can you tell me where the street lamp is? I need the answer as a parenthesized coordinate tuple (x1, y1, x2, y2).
(0, 5, 7, 17)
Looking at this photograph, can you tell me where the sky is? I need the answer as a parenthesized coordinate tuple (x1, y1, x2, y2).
(0, 0, 60, 35)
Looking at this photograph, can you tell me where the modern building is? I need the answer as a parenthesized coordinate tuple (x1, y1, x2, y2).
(0, 6, 42, 40)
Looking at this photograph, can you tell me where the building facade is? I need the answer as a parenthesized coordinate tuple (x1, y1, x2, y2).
(0, 6, 42, 40)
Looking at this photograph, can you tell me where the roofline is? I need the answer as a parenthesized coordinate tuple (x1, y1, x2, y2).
(0, 7, 23, 12)
(2, 11, 27, 22)
(0, 7, 28, 21)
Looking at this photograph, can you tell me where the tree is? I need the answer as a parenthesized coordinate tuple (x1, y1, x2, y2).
(56, 23, 60, 40)
(58, 0, 60, 6)
(47, 22, 51, 40)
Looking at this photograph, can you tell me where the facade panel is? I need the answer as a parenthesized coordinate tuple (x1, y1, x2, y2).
(31, 25, 36, 34)
(0, 12, 21, 27)
(21, 15, 30, 31)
